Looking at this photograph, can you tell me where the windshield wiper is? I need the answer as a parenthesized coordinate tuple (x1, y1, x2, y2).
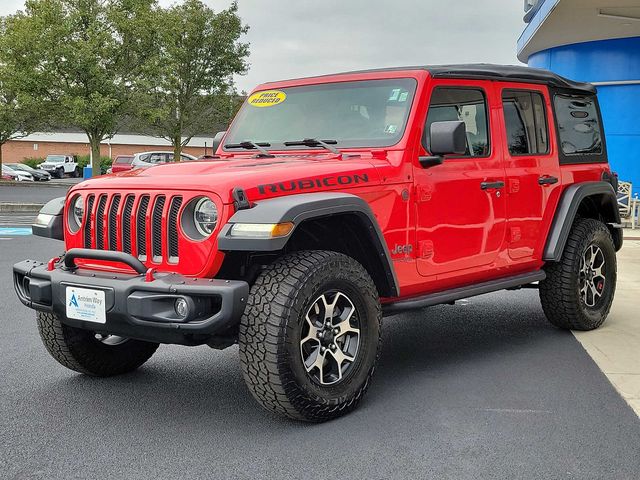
(283, 138, 341, 155)
(224, 141, 274, 158)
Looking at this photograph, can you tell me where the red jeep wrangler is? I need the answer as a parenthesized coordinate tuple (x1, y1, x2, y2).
(14, 65, 622, 422)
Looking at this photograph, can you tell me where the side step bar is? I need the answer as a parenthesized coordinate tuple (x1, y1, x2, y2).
(382, 270, 546, 316)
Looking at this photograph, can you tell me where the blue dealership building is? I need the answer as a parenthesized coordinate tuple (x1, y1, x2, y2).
(518, 0, 640, 187)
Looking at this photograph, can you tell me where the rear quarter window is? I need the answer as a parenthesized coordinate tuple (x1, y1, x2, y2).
(553, 93, 606, 164)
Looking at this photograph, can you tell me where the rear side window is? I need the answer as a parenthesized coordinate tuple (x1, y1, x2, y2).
(554, 94, 603, 157)
(115, 156, 133, 164)
(502, 90, 549, 155)
(425, 88, 489, 157)
(148, 153, 166, 164)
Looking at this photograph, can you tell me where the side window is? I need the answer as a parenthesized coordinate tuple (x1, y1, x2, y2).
(554, 94, 603, 156)
(501, 89, 549, 155)
(148, 153, 164, 164)
(425, 88, 489, 157)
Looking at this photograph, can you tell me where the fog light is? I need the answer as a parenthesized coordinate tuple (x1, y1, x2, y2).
(174, 297, 189, 318)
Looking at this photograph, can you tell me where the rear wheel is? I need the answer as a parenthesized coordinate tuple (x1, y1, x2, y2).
(540, 217, 617, 330)
(36, 312, 159, 376)
(239, 251, 382, 422)
(72, 167, 80, 178)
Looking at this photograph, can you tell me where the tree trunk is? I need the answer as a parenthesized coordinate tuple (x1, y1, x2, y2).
(90, 136, 102, 177)
(173, 137, 182, 162)
(0, 142, 4, 175)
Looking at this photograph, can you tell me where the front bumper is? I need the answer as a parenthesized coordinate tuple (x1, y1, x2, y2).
(13, 250, 249, 345)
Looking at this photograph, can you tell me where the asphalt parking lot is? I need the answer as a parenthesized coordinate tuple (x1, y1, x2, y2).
(0, 180, 79, 205)
(1, 230, 639, 479)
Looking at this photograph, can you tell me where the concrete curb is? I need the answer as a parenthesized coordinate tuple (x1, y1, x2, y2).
(0, 203, 44, 213)
(0, 180, 77, 188)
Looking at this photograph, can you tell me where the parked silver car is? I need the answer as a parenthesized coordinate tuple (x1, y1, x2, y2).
(2, 165, 34, 181)
(6, 163, 51, 181)
(130, 151, 196, 169)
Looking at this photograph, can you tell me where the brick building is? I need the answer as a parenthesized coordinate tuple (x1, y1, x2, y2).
(2, 131, 217, 162)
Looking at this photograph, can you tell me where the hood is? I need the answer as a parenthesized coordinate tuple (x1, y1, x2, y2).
(72, 154, 384, 203)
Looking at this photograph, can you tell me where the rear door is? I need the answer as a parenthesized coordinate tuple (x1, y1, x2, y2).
(498, 85, 562, 262)
(415, 81, 507, 279)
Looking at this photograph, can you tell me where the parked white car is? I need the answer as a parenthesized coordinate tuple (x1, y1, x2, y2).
(2, 165, 34, 181)
(131, 151, 197, 169)
(38, 154, 80, 178)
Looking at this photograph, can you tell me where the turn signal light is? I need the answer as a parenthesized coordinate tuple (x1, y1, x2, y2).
(229, 222, 294, 238)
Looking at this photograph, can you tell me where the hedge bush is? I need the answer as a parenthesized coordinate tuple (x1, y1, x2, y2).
(77, 155, 112, 174)
(21, 155, 112, 174)
(22, 157, 46, 169)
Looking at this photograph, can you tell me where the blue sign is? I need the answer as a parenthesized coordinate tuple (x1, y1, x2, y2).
(0, 227, 32, 236)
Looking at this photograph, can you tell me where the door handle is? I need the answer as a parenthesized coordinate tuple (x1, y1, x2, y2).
(538, 175, 559, 186)
(480, 181, 505, 190)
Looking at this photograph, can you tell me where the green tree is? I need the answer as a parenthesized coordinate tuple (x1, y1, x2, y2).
(3, 0, 157, 176)
(0, 17, 47, 172)
(140, 0, 249, 159)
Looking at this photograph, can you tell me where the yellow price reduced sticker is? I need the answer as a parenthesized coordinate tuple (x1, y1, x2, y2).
(248, 90, 287, 107)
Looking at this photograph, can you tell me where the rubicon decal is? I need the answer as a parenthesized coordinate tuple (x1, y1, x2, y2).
(258, 174, 369, 194)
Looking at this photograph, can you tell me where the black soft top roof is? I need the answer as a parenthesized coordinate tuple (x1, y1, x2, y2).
(319, 64, 595, 94)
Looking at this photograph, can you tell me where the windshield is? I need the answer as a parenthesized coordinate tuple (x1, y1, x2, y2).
(224, 78, 417, 151)
(45, 155, 65, 163)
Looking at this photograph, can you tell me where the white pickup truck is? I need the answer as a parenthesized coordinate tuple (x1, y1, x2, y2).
(38, 154, 80, 179)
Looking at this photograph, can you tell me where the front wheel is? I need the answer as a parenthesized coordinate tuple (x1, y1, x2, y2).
(56, 168, 64, 179)
(239, 251, 382, 422)
(540, 217, 617, 330)
(36, 312, 159, 376)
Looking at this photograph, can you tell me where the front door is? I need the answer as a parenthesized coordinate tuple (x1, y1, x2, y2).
(415, 82, 507, 279)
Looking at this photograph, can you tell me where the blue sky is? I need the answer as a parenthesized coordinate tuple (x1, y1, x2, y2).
(0, 1, 526, 92)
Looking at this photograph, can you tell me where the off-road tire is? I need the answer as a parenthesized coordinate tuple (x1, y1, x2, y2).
(73, 167, 80, 178)
(56, 167, 64, 179)
(239, 250, 382, 422)
(36, 311, 159, 376)
(540, 217, 617, 330)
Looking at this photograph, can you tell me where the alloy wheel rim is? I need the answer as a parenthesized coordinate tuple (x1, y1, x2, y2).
(579, 244, 606, 308)
(299, 291, 361, 386)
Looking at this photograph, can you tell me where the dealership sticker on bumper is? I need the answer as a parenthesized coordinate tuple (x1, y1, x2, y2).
(66, 287, 106, 324)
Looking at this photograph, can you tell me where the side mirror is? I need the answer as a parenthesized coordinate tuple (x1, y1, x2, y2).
(430, 120, 467, 155)
(419, 120, 467, 169)
(212, 131, 226, 153)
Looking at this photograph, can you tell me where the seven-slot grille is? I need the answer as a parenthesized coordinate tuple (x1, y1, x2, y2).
(82, 193, 183, 264)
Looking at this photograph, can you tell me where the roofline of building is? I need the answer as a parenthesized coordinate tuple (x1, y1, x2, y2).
(518, 0, 640, 62)
(10, 132, 217, 148)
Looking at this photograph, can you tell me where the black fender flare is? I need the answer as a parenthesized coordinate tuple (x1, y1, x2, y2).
(217, 192, 399, 296)
(543, 181, 622, 262)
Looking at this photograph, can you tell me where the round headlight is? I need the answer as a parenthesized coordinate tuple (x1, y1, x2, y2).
(193, 198, 218, 236)
(72, 195, 84, 227)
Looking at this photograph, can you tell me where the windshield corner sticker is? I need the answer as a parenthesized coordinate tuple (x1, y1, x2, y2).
(248, 90, 287, 108)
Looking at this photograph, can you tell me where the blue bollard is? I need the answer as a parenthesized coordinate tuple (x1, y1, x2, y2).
(83, 167, 92, 179)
